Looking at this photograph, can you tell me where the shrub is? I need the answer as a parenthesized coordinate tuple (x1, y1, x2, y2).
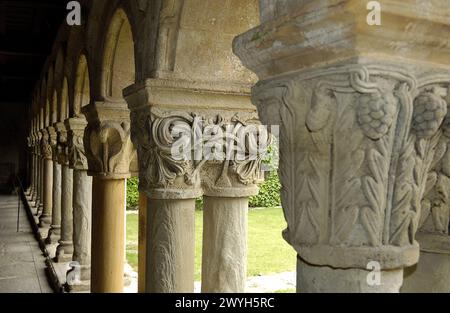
(126, 177, 139, 210)
(249, 172, 281, 208)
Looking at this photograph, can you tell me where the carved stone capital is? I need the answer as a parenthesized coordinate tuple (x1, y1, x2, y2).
(65, 117, 89, 171)
(82, 101, 138, 179)
(47, 126, 58, 162)
(54, 122, 69, 165)
(40, 128, 52, 160)
(249, 64, 450, 270)
(125, 80, 268, 199)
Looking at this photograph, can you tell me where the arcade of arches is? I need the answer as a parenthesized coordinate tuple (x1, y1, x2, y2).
(2, 0, 450, 293)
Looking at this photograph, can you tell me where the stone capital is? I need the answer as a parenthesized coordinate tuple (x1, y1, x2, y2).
(48, 126, 58, 162)
(40, 128, 52, 160)
(124, 80, 269, 199)
(65, 117, 89, 171)
(82, 101, 137, 179)
(55, 122, 69, 165)
(249, 62, 450, 269)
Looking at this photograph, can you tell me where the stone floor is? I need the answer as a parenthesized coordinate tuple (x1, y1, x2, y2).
(0, 194, 53, 293)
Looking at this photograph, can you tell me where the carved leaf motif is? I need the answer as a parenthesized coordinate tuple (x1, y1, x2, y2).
(361, 136, 390, 246)
(331, 97, 364, 244)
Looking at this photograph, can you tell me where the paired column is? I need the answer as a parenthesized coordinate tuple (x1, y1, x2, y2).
(233, 0, 450, 292)
(39, 128, 53, 227)
(46, 126, 61, 244)
(82, 101, 137, 293)
(55, 126, 74, 262)
(66, 117, 93, 291)
(125, 83, 265, 293)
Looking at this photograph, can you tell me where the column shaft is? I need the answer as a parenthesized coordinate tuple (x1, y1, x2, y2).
(46, 162, 61, 243)
(39, 158, 53, 227)
(72, 170, 92, 284)
(56, 165, 74, 262)
(91, 178, 126, 293)
(145, 198, 195, 293)
(138, 193, 148, 293)
(201, 196, 248, 293)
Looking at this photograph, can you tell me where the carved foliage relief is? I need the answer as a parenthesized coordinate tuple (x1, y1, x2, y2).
(130, 110, 269, 194)
(253, 65, 450, 252)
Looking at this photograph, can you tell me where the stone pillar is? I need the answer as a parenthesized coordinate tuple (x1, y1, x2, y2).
(39, 128, 53, 227)
(82, 101, 137, 293)
(145, 198, 196, 293)
(65, 117, 92, 291)
(201, 196, 249, 293)
(91, 178, 126, 292)
(55, 127, 74, 262)
(46, 126, 61, 243)
(233, 0, 450, 292)
(35, 132, 43, 215)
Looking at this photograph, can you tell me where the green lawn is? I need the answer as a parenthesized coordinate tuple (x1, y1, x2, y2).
(125, 207, 296, 281)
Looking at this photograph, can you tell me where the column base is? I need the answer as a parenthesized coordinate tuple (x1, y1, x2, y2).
(66, 280, 91, 293)
(55, 242, 74, 262)
(402, 234, 450, 293)
(296, 256, 403, 293)
(38, 214, 52, 227)
(45, 226, 61, 244)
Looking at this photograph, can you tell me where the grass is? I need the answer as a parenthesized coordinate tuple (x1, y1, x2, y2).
(125, 207, 296, 282)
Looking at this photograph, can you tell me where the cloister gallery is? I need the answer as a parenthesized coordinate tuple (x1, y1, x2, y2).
(0, 0, 449, 294)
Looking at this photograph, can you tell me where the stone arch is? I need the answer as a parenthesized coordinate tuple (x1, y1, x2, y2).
(73, 54, 91, 117)
(101, 8, 136, 101)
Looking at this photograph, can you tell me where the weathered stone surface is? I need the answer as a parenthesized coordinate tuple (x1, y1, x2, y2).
(201, 196, 248, 293)
(46, 162, 61, 244)
(55, 164, 74, 262)
(145, 198, 195, 293)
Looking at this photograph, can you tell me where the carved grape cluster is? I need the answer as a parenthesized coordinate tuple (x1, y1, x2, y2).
(357, 93, 395, 140)
(412, 92, 447, 139)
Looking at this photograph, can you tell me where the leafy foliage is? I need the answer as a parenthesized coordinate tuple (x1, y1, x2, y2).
(249, 172, 281, 208)
(126, 177, 139, 210)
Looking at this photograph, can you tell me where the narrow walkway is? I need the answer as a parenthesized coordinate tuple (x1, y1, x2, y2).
(0, 194, 52, 293)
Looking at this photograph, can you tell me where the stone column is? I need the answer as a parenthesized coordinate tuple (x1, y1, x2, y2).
(39, 128, 53, 227)
(233, 0, 450, 292)
(145, 198, 196, 293)
(125, 83, 266, 293)
(65, 117, 92, 291)
(201, 196, 249, 293)
(46, 126, 61, 243)
(55, 127, 74, 262)
(82, 101, 137, 293)
(91, 177, 126, 292)
(35, 132, 43, 215)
